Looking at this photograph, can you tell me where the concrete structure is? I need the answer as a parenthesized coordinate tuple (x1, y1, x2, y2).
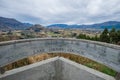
(0, 38, 120, 72)
(0, 57, 116, 80)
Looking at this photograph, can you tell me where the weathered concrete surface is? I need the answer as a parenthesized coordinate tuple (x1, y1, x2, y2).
(61, 57, 115, 80)
(0, 38, 120, 72)
(0, 57, 115, 80)
(0, 57, 58, 80)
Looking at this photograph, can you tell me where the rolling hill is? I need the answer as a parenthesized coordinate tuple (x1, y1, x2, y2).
(0, 17, 32, 31)
(47, 21, 120, 30)
(0, 16, 120, 31)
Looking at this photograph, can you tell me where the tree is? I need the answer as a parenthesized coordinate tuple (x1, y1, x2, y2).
(94, 35, 99, 41)
(100, 28, 110, 43)
(86, 35, 91, 40)
(116, 30, 120, 45)
(77, 34, 87, 39)
(109, 27, 118, 43)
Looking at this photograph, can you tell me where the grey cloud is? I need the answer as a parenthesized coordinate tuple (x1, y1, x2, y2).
(0, 0, 120, 25)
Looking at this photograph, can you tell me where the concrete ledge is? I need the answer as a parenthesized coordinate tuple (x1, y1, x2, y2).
(0, 57, 59, 78)
(0, 38, 120, 49)
(59, 57, 115, 80)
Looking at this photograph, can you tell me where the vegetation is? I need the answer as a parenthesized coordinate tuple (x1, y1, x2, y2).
(77, 27, 120, 45)
(0, 35, 20, 42)
(100, 28, 110, 43)
(77, 33, 99, 41)
(3, 53, 117, 77)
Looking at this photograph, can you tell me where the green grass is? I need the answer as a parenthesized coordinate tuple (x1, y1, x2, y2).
(101, 66, 116, 77)
(85, 63, 116, 77)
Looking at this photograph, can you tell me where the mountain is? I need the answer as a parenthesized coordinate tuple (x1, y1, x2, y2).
(0, 17, 32, 31)
(47, 24, 68, 29)
(47, 21, 120, 30)
(87, 21, 120, 29)
(1, 16, 120, 31)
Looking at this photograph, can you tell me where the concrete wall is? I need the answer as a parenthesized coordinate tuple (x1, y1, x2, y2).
(0, 57, 115, 80)
(60, 57, 115, 80)
(0, 38, 120, 72)
(0, 57, 58, 80)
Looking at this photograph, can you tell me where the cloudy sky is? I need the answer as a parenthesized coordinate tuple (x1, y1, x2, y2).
(0, 0, 120, 25)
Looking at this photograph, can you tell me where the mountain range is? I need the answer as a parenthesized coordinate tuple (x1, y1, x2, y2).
(47, 21, 120, 30)
(0, 17, 32, 31)
(0, 16, 120, 31)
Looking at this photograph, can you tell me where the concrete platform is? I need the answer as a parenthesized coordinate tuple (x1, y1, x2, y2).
(0, 57, 115, 80)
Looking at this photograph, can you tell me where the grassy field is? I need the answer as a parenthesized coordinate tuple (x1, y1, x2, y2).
(3, 53, 117, 77)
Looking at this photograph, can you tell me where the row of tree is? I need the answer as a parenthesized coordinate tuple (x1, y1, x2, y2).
(77, 28, 120, 45)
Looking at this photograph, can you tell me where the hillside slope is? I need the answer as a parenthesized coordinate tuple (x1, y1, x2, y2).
(0, 17, 32, 31)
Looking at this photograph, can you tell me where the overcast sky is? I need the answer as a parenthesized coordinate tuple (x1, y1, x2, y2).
(0, 0, 120, 25)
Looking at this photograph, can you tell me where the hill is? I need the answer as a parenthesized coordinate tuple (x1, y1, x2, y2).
(0, 17, 32, 31)
(47, 21, 120, 30)
(1, 16, 120, 31)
